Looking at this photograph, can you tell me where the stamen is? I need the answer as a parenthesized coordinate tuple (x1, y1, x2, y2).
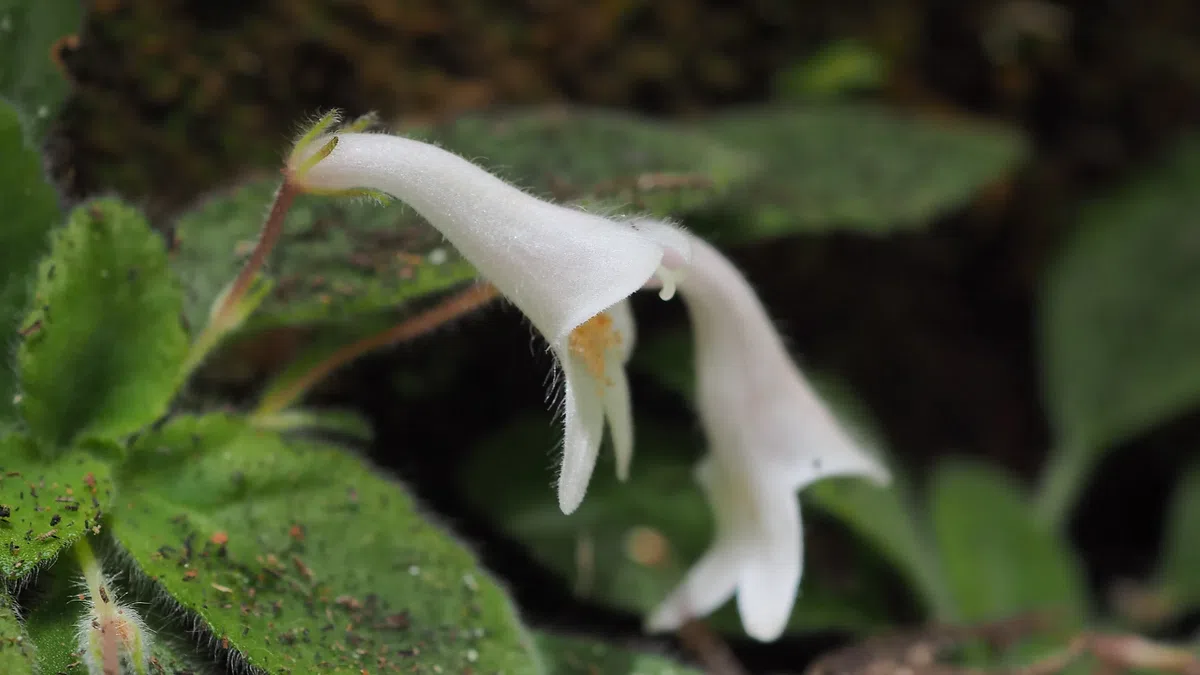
(568, 312, 623, 386)
(654, 265, 682, 301)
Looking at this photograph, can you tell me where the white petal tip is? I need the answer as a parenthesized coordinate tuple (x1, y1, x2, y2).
(556, 481, 585, 515)
(743, 622, 787, 643)
(738, 596, 791, 643)
(644, 606, 685, 634)
(862, 461, 892, 486)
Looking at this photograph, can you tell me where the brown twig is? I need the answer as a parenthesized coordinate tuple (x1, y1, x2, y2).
(803, 614, 1200, 675)
(677, 619, 751, 675)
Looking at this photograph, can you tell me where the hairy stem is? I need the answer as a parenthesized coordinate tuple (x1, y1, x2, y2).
(224, 179, 297, 316)
(177, 178, 298, 385)
(75, 537, 108, 598)
(253, 282, 500, 417)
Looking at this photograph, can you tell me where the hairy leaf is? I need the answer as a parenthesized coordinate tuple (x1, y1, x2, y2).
(17, 199, 188, 447)
(0, 590, 35, 671)
(0, 0, 83, 140)
(463, 416, 896, 637)
(693, 104, 1025, 241)
(0, 101, 60, 429)
(931, 460, 1087, 624)
(111, 414, 539, 675)
(0, 435, 114, 581)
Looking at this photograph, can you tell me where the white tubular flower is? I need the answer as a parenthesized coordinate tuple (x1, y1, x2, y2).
(289, 124, 689, 514)
(646, 232, 890, 642)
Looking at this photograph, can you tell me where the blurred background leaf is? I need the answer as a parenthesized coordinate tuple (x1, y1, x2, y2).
(1037, 137, 1200, 528)
(807, 472, 951, 620)
(1153, 461, 1200, 619)
(689, 104, 1027, 242)
(771, 40, 889, 102)
(931, 460, 1088, 626)
(408, 106, 755, 218)
(536, 632, 700, 675)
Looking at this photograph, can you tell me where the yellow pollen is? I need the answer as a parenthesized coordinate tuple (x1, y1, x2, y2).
(568, 313, 622, 385)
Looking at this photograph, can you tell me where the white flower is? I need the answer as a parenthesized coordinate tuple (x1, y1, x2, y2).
(289, 124, 690, 514)
(646, 231, 890, 642)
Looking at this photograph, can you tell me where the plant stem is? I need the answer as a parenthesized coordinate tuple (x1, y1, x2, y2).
(1034, 439, 1092, 532)
(676, 620, 749, 675)
(177, 177, 297, 386)
(75, 535, 102, 587)
(253, 282, 500, 417)
(224, 179, 297, 316)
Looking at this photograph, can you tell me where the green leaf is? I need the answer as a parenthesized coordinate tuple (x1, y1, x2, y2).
(1037, 138, 1200, 526)
(0, 101, 60, 430)
(410, 106, 754, 218)
(0, 590, 35, 671)
(111, 414, 539, 675)
(23, 552, 217, 675)
(22, 570, 88, 675)
(1155, 462, 1200, 614)
(463, 416, 895, 637)
(930, 460, 1087, 624)
(536, 632, 700, 675)
(251, 407, 375, 444)
(773, 40, 888, 102)
(0, 0, 83, 141)
(17, 199, 189, 447)
(172, 178, 478, 333)
(807, 474, 951, 619)
(0, 435, 114, 581)
(692, 104, 1026, 241)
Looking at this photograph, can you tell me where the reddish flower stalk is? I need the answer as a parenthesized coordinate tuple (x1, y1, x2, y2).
(253, 282, 500, 417)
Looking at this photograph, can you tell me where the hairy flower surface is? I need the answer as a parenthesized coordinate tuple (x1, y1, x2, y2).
(647, 232, 890, 642)
(289, 122, 688, 513)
